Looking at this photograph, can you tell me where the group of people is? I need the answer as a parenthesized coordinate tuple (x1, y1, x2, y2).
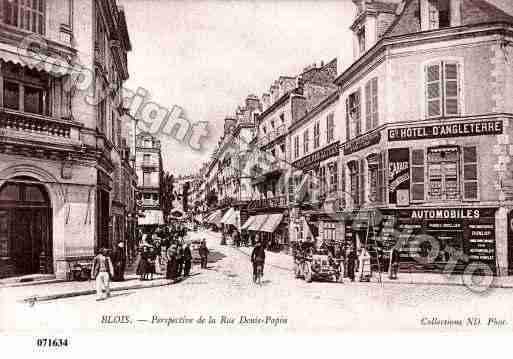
(165, 242, 193, 280)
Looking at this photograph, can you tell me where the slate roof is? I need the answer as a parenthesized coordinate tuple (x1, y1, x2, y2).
(384, 0, 513, 38)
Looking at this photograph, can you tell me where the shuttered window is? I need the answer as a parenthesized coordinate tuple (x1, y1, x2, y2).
(314, 122, 320, 149)
(303, 129, 309, 154)
(365, 77, 379, 131)
(345, 98, 351, 141)
(377, 152, 385, 203)
(288, 176, 294, 202)
(359, 159, 365, 206)
(462, 146, 479, 201)
(426, 61, 460, 118)
(349, 162, 359, 207)
(326, 113, 335, 143)
(411, 149, 425, 202)
(347, 90, 361, 139)
(339, 163, 346, 209)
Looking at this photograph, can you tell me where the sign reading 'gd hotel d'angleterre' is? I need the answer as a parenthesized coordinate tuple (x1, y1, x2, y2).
(388, 120, 503, 141)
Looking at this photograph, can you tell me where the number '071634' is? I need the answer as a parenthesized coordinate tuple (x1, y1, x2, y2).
(36, 338, 69, 347)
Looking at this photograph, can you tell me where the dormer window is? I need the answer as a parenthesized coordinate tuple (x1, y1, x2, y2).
(424, 0, 455, 30)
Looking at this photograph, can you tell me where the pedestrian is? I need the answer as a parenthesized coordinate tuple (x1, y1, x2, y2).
(176, 243, 184, 277)
(183, 243, 192, 277)
(112, 241, 126, 282)
(346, 244, 357, 282)
(91, 248, 114, 301)
(389, 245, 400, 280)
(199, 239, 209, 269)
(166, 244, 177, 280)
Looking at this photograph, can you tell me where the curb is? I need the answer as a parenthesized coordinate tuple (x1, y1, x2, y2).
(233, 246, 513, 290)
(19, 279, 174, 304)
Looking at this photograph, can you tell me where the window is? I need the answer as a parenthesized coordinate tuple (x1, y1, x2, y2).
(271, 120, 275, 129)
(294, 136, 300, 158)
(463, 146, 478, 200)
(426, 61, 460, 118)
(324, 223, 336, 242)
(329, 162, 338, 193)
(365, 78, 378, 130)
(411, 149, 425, 202)
(3, 0, 45, 35)
(280, 113, 285, 124)
(142, 172, 151, 187)
(348, 161, 361, 207)
(262, 125, 267, 134)
(326, 113, 335, 143)
(346, 90, 361, 140)
(303, 129, 309, 154)
(367, 153, 384, 203)
(320, 166, 326, 196)
(143, 154, 150, 164)
(427, 147, 460, 201)
(3, 80, 48, 115)
(314, 122, 320, 149)
(428, 0, 450, 29)
(3, 81, 20, 110)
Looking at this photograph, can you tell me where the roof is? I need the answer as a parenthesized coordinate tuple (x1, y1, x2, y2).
(385, 0, 513, 38)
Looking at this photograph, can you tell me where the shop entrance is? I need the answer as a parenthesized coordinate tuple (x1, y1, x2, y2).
(0, 177, 52, 278)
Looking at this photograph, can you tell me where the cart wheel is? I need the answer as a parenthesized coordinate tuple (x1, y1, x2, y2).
(305, 264, 312, 283)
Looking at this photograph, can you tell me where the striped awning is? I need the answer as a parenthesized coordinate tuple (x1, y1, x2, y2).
(0, 46, 76, 77)
(259, 213, 283, 233)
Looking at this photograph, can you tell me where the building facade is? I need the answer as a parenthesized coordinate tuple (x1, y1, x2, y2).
(135, 132, 163, 229)
(0, 0, 132, 279)
(335, 0, 513, 275)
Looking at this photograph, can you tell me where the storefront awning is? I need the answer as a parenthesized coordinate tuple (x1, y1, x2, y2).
(259, 213, 283, 233)
(0, 46, 76, 77)
(208, 210, 222, 226)
(138, 210, 164, 226)
(220, 208, 235, 224)
(242, 216, 256, 230)
(248, 214, 268, 231)
(221, 208, 240, 227)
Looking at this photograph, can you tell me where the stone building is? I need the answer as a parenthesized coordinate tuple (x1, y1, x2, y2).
(135, 132, 163, 229)
(335, 0, 513, 275)
(0, 0, 132, 279)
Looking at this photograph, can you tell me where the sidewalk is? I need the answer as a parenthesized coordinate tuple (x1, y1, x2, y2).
(1, 273, 173, 303)
(235, 245, 513, 290)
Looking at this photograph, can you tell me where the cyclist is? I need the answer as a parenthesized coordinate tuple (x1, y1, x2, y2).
(251, 240, 266, 282)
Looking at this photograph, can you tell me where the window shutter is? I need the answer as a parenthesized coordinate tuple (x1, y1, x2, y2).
(345, 97, 351, 141)
(359, 158, 365, 206)
(426, 63, 442, 118)
(355, 89, 361, 136)
(411, 149, 425, 201)
(340, 163, 346, 209)
(377, 152, 384, 203)
(288, 176, 294, 202)
(365, 81, 372, 131)
(462, 146, 478, 200)
(372, 77, 378, 128)
(444, 62, 459, 116)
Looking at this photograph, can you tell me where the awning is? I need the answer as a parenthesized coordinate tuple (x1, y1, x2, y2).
(241, 216, 256, 230)
(138, 210, 164, 226)
(208, 210, 222, 226)
(220, 208, 235, 224)
(221, 208, 240, 227)
(259, 213, 283, 233)
(0, 46, 76, 77)
(248, 214, 268, 231)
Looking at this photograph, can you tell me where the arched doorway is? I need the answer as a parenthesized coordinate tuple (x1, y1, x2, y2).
(0, 177, 52, 278)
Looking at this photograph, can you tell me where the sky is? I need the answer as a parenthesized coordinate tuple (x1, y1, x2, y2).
(119, 0, 355, 175)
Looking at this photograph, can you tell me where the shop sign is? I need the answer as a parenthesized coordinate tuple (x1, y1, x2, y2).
(343, 131, 381, 155)
(395, 207, 496, 271)
(388, 148, 409, 205)
(292, 141, 339, 170)
(388, 120, 503, 141)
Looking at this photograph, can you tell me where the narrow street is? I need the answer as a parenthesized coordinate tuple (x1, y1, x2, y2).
(1, 229, 513, 334)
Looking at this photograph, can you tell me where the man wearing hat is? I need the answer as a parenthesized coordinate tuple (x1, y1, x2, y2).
(91, 248, 115, 301)
(112, 241, 127, 281)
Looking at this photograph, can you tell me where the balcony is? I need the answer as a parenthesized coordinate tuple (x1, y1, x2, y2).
(0, 108, 81, 146)
(248, 195, 287, 210)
